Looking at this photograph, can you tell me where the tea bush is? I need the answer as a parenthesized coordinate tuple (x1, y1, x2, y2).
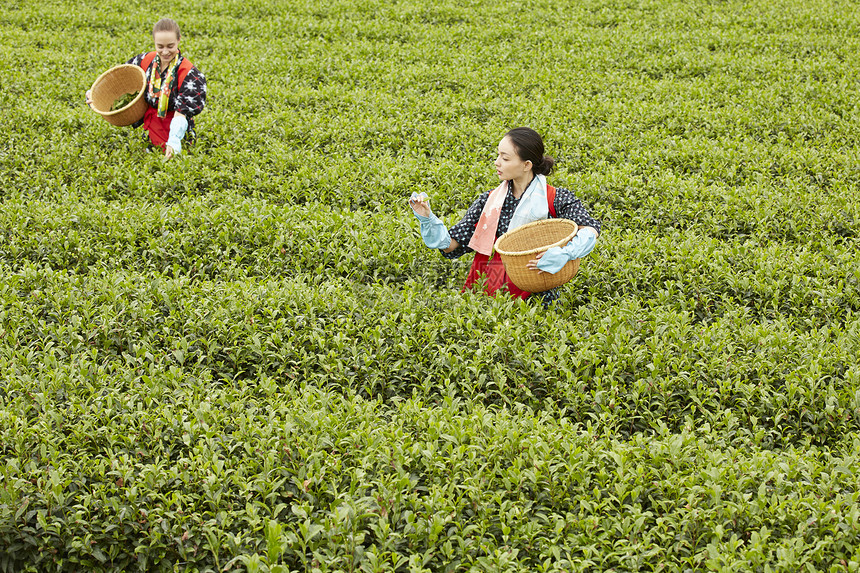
(2, 0, 860, 571)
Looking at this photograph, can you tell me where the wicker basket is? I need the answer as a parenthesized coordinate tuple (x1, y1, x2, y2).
(89, 64, 147, 127)
(494, 218, 580, 293)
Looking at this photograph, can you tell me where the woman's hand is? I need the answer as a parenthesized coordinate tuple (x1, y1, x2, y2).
(85, 89, 93, 108)
(164, 145, 175, 161)
(409, 192, 457, 251)
(526, 252, 545, 273)
(409, 192, 431, 217)
(410, 199, 431, 217)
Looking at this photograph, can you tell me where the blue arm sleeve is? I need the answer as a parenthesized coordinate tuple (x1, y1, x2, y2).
(413, 212, 452, 250)
(536, 228, 598, 274)
(167, 115, 189, 154)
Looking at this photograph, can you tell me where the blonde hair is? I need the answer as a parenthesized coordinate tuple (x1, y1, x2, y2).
(152, 18, 181, 39)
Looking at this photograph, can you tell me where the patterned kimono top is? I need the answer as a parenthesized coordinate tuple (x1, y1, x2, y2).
(127, 53, 207, 128)
(443, 181, 602, 305)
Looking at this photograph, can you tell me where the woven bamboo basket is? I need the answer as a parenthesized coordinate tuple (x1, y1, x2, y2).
(89, 64, 147, 126)
(494, 218, 580, 293)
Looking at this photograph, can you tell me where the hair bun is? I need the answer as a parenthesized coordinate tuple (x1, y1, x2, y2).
(538, 155, 555, 176)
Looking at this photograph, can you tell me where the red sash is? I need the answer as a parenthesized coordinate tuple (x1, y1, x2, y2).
(139, 52, 194, 90)
(138, 53, 194, 149)
(463, 185, 557, 299)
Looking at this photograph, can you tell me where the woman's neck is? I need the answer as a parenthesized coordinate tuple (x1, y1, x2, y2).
(159, 54, 177, 72)
(511, 173, 535, 199)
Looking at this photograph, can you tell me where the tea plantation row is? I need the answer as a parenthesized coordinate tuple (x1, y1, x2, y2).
(1, 195, 857, 328)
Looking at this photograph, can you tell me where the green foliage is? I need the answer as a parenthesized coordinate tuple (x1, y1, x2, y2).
(110, 91, 140, 112)
(1, 0, 860, 571)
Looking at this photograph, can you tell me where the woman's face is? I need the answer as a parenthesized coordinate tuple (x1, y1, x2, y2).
(153, 30, 181, 63)
(494, 136, 532, 181)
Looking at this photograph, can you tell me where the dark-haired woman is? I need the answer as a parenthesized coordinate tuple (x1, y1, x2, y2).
(86, 18, 206, 160)
(409, 127, 601, 305)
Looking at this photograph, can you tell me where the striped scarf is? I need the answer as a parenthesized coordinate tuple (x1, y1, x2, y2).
(146, 54, 181, 118)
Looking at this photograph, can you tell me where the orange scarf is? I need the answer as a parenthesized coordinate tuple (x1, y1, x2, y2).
(468, 175, 549, 255)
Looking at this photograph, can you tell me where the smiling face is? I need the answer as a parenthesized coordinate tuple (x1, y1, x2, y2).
(153, 30, 180, 63)
(494, 136, 533, 181)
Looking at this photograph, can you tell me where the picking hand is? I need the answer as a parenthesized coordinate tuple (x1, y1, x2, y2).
(409, 192, 451, 250)
(164, 145, 175, 161)
(408, 192, 430, 217)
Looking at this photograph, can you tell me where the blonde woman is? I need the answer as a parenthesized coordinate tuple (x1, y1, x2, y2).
(87, 18, 207, 160)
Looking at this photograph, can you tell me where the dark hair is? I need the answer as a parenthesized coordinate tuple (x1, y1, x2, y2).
(504, 127, 555, 176)
(153, 18, 181, 39)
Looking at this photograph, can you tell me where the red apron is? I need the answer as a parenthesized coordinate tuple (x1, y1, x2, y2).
(142, 107, 174, 149)
(138, 52, 194, 149)
(462, 185, 557, 299)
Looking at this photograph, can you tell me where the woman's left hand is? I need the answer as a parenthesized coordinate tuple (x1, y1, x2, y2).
(164, 145, 175, 161)
(526, 252, 545, 273)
